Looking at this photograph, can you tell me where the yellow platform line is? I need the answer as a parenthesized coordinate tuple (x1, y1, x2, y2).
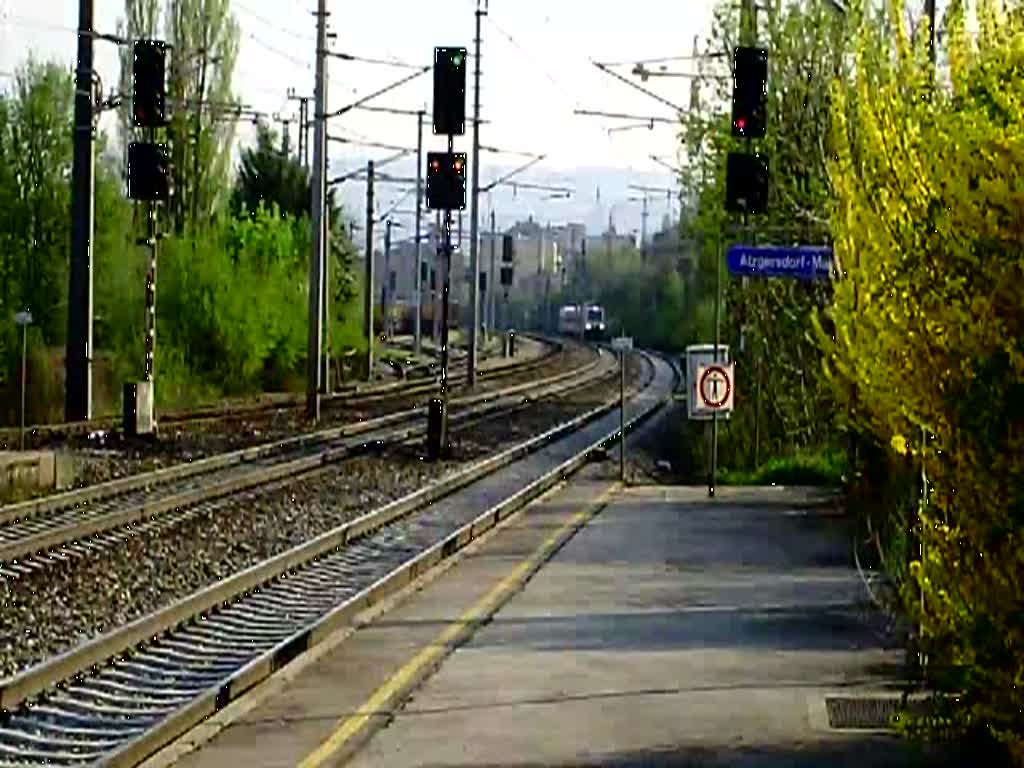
(297, 483, 619, 768)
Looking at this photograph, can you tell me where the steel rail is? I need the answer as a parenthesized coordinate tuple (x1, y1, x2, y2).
(0, 336, 569, 527)
(0, 349, 606, 566)
(0, 335, 557, 446)
(0, 351, 675, 767)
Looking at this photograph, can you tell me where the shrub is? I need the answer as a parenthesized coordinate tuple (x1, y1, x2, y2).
(819, 0, 1024, 756)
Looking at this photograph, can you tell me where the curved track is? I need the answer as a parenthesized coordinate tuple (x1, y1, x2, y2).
(0, 351, 677, 767)
(0, 336, 557, 448)
(0, 342, 605, 570)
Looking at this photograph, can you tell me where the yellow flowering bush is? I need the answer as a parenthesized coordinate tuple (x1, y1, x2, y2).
(818, 0, 1024, 758)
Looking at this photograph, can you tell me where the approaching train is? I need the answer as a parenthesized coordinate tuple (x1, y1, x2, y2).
(557, 303, 608, 341)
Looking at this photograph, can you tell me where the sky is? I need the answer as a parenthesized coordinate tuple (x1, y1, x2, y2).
(0, 0, 718, 239)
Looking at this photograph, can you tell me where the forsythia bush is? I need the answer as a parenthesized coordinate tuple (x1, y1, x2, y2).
(818, 0, 1024, 758)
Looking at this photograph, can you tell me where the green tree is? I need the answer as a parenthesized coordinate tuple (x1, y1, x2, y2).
(820, 0, 1024, 759)
(678, 0, 857, 469)
(116, 0, 240, 234)
(116, 0, 161, 187)
(230, 121, 315, 220)
(0, 60, 74, 343)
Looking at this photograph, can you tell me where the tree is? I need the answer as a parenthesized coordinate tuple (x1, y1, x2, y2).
(678, 0, 857, 468)
(117, 0, 240, 234)
(820, 0, 1024, 758)
(231, 121, 313, 220)
(116, 0, 161, 189)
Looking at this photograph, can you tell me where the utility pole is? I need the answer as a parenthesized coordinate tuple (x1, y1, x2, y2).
(383, 218, 392, 340)
(640, 195, 648, 260)
(364, 160, 376, 381)
(320, 45, 332, 393)
(191, 44, 208, 229)
(467, 0, 488, 386)
(279, 116, 291, 154)
(489, 208, 496, 336)
(414, 109, 425, 355)
(301, 96, 309, 167)
(305, 0, 328, 421)
(66, 0, 96, 422)
(289, 90, 310, 167)
(925, 0, 936, 64)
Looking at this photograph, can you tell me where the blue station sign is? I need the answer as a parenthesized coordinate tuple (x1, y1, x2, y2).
(726, 244, 834, 280)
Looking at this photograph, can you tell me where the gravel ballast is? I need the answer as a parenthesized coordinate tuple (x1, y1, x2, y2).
(10, 345, 584, 497)
(0, 369, 632, 677)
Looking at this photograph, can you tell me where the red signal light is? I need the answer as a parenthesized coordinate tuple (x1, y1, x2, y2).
(736, 117, 746, 131)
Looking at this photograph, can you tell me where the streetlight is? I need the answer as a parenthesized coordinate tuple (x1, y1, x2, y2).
(13, 310, 32, 451)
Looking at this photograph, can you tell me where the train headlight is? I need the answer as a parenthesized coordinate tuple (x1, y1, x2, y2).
(585, 323, 593, 330)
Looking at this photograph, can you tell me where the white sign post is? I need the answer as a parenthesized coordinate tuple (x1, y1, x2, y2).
(695, 363, 735, 414)
(685, 344, 730, 421)
(611, 337, 632, 483)
(685, 344, 735, 498)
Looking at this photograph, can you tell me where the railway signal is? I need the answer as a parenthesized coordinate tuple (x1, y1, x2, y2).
(433, 47, 467, 136)
(127, 142, 171, 202)
(125, 39, 171, 438)
(500, 233, 514, 287)
(725, 151, 768, 214)
(426, 151, 467, 210)
(726, 46, 769, 217)
(132, 40, 168, 128)
(428, 45, 469, 461)
(731, 46, 767, 139)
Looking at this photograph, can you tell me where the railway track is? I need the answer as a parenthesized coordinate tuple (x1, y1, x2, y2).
(0, 335, 556, 448)
(0, 342, 604, 571)
(0, 350, 677, 767)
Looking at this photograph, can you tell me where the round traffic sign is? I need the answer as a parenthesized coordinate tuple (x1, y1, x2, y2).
(699, 365, 731, 408)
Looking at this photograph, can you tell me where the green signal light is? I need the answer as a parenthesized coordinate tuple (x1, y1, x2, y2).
(452, 55, 463, 66)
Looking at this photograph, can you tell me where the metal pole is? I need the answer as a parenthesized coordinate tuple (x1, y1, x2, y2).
(297, 99, 306, 165)
(754, 344, 762, 468)
(414, 110, 425, 355)
(320, 61, 331, 393)
(620, 346, 626, 484)
(467, 0, 486, 386)
(321, 199, 331, 392)
(925, 0, 936, 64)
(66, 0, 95, 422)
(364, 161, 376, 381)
(383, 219, 392, 340)
(303, 97, 311, 168)
(441, 135, 454, 431)
(191, 44, 208, 229)
(489, 208, 496, 337)
(640, 196, 648, 261)
(144, 202, 157, 385)
(20, 322, 27, 451)
(710, 237, 721, 499)
(305, 0, 328, 422)
(433, 209, 442, 345)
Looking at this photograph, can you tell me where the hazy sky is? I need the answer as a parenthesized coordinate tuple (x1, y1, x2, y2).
(0, 0, 717, 237)
(0, 0, 714, 166)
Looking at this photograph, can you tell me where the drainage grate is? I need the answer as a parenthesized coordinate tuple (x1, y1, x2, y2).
(825, 694, 931, 729)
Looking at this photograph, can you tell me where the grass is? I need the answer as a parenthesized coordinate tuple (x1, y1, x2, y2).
(719, 448, 847, 487)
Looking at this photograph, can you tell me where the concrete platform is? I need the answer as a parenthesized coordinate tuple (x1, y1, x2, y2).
(0, 449, 74, 498)
(149, 476, 959, 768)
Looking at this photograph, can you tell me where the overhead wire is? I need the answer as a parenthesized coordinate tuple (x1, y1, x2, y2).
(244, 30, 312, 70)
(233, 0, 314, 42)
